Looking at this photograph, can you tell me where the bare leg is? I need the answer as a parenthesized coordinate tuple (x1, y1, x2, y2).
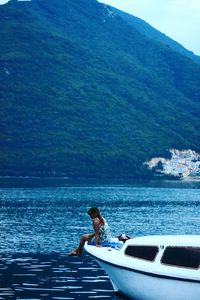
(68, 233, 93, 256)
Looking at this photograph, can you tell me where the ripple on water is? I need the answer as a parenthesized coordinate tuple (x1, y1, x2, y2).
(0, 253, 121, 300)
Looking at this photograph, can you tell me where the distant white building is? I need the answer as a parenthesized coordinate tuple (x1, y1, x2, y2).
(145, 149, 200, 179)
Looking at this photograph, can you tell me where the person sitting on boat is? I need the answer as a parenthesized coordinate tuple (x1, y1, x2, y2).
(68, 207, 112, 256)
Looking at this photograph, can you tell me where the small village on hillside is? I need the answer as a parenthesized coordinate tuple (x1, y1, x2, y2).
(145, 149, 200, 179)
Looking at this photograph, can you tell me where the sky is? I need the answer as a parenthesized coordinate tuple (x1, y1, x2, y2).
(0, 0, 199, 55)
(99, 0, 200, 55)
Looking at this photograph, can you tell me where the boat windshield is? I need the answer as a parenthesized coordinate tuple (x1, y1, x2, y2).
(161, 247, 200, 269)
(125, 245, 159, 261)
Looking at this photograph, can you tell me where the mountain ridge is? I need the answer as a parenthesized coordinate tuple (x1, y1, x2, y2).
(109, 6, 200, 64)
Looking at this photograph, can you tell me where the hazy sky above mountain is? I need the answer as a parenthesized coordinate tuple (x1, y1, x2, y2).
(99, 0, 200, 55)
(0, 0, 199, 55)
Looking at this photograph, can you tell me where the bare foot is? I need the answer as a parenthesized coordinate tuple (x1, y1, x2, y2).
(67, 250, 77, 256)
(67, 250, 81, 256)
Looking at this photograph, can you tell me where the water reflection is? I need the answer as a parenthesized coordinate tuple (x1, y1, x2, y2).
(0, 252, 127, 299)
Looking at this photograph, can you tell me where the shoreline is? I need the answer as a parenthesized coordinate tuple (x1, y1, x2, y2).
(0, 176, 199, 189)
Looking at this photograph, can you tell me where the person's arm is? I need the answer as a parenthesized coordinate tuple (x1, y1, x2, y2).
(93, 218, 100, 246)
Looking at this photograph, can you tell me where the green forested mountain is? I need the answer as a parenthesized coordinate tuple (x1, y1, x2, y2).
(0, 0, 200, 178)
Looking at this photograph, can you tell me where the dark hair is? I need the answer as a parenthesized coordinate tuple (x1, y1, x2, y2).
(87, 207, 104, 224)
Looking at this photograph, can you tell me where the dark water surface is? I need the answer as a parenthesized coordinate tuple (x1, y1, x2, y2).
(0, 178, 199, 299)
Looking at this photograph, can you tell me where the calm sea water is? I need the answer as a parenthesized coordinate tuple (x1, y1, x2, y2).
(0, 178, 199, 299)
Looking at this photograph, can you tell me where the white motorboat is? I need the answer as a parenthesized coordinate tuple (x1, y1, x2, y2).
(84, 235, 200, 300)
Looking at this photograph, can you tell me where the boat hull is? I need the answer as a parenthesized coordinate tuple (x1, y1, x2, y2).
(95, 258, 200, 300)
